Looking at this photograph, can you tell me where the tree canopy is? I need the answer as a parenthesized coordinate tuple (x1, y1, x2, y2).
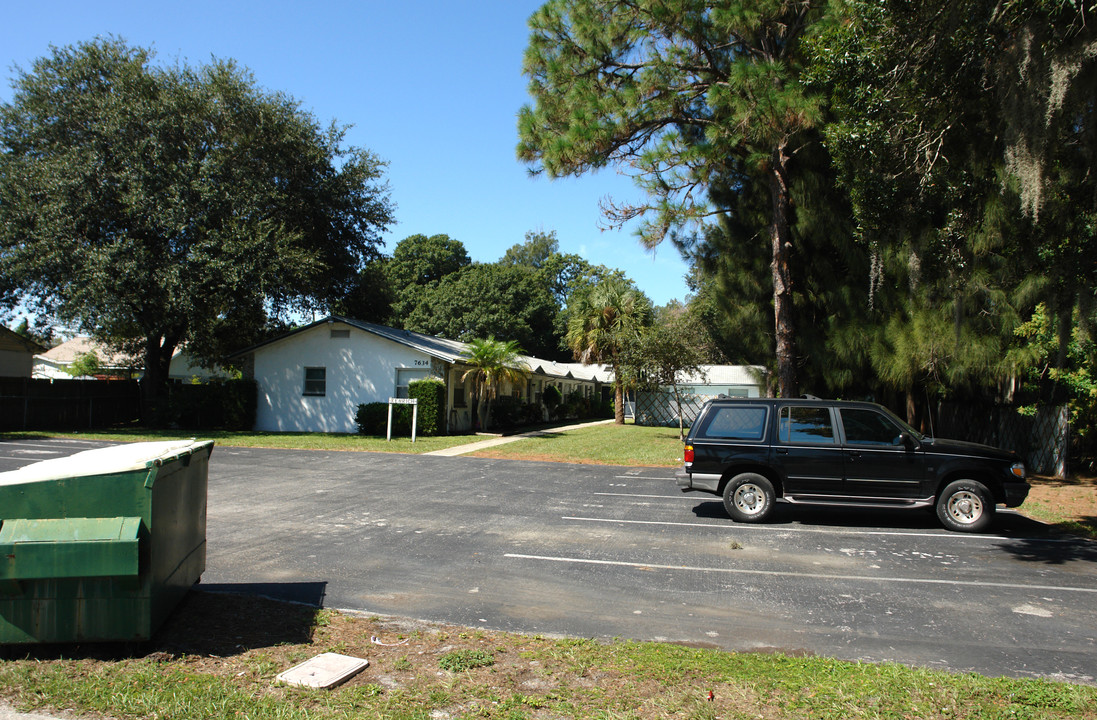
(0, 38, 394, 408)
(519, 0, 828, 397)
(460, 337, 531, 431)
(401, 262, 560, 359)
(565, 277, 653, 423)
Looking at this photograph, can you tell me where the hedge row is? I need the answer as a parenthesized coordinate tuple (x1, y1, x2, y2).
(355, 378, 446, 436)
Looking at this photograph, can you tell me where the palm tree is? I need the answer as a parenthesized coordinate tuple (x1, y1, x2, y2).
(460, 337, 530, 431)
(565, 278, 652, 424)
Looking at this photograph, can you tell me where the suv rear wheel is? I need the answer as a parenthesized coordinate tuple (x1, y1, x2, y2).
(936, 479, 995, 533)
(723, 473, 775, 523)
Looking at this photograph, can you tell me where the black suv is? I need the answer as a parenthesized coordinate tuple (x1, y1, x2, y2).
(676, 398, 1029, 532)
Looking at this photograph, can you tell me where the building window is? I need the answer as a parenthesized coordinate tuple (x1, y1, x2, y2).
(395, 367, 429, 398)
(304, 367, 326, 396)
(454, 387, 466, 407)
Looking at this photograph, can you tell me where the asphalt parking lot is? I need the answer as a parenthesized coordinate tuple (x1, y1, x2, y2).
(2, 438, 1095, 683)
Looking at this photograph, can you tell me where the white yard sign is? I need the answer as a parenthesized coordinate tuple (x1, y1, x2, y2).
(387, 397, 418, 442)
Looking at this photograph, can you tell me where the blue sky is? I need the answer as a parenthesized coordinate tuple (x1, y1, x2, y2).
(1, 0, 692, 310)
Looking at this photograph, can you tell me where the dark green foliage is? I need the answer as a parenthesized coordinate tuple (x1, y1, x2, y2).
(160, 379, 257, 430)
(565, 277, 653, 422)
(0, 38, 394, 411)
(542, 385, 563, 420)
(407, 378, 445, 436)
(563, 391, 592, 420)
(355, 402, 412, 437)
(500, 230, 559, 269)
(520, 0, 829, 397)
(489, 396, 525, 430)
(403, 263, 560, 359)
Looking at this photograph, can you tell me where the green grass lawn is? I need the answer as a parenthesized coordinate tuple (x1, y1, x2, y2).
(471, 421, 686, 466)
(0, 428, 484, 454)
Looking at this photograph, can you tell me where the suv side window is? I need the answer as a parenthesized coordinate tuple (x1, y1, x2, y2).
(779, 407, 835, 444)
(697, 406, 768, 441)
(840, 408, 904, 446)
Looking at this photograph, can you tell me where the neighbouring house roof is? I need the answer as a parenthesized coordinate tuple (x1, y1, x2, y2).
(0, 326, 46, 355)
(522, 356, 613, 383)
(677, 365, 767, 386)
(36, 336, 140, 370)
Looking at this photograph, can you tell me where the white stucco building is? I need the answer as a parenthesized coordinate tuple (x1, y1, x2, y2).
(231, 316, 612, 434)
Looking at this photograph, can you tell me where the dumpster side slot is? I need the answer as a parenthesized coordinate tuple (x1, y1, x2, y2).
(0, 517, 141, 581)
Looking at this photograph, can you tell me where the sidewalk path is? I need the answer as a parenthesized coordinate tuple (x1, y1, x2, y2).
(424, 419, 614, 457)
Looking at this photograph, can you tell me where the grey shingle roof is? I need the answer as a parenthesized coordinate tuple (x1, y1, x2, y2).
(232, 315, 614, 382)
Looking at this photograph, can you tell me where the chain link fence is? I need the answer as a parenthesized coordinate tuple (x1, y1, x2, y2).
(935, 402, 1069, 477)
(635, 390, 712, 429)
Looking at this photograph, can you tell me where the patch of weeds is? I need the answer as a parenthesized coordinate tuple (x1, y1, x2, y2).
(439, 649, 496, 672)
(728, 541, 743, 550)
(392, 657, 412, 671)
(247, 652, 280, 679)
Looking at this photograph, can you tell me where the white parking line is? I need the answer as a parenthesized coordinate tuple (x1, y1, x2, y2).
(504, 553, 1097, 594)
(562, 515, 1076, 543)
(0, 440, 106, 450)
(596, 492, 695, 500)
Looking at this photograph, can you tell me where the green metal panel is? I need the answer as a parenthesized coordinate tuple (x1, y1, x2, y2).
(0, 440, 213, 644)
(0, 517, 141, 581)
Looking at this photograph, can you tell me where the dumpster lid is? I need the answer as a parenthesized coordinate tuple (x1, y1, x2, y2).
(0, 440, 214, 487)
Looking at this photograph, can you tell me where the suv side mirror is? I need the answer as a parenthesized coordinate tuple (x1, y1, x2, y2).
(899, 432, 917, 449)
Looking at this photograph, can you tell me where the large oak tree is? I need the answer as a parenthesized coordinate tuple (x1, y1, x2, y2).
(0, 38, 394, 411)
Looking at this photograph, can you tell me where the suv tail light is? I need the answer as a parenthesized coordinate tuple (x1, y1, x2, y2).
(684, 444, 694, 463)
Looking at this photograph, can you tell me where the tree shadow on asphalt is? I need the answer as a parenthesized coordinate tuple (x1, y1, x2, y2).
(690, 501, 1097, 565)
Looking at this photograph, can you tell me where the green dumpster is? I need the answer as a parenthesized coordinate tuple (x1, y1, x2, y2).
(0, 439, 213, 644)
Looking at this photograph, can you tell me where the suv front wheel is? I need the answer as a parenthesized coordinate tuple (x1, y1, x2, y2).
(936, 479, 995, 533)
(723, 473, 776, 523)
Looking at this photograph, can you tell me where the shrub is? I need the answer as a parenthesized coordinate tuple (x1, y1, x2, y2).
(564, 391, 591, 419)
(491, 396, 526, 430)
(355, 402, 411, 436)
(408, 378, 445, 436)
(543, 385, 562, 419)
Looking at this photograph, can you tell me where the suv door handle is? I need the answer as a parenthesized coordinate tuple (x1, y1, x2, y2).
(776, 449, 789, 455)
(847, 451, 861, 459)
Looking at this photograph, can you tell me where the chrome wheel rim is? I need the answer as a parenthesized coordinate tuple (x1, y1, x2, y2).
(734, 483, 766, 516)
(946, 491, 984, 525)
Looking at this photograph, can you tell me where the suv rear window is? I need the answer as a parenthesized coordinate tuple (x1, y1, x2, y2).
(697, 406, 768, 441)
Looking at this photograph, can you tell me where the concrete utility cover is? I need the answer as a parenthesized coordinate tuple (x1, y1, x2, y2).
(276, 652, 369, 688)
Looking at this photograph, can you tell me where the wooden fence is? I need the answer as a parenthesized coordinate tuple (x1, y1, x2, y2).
(0, 377, 141, 431)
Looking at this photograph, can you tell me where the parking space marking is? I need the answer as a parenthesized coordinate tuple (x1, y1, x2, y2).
(562, 515, 1077, 544)
(504, 553, 1097, 594)
(595, 492, 694, 500)
(0, 439, 105, 446)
